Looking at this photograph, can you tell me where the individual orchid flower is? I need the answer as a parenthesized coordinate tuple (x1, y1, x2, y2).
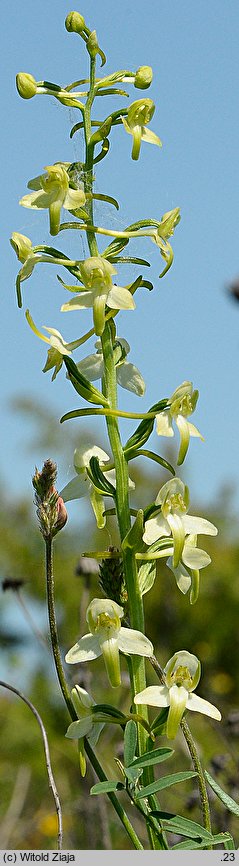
(166, 533, 212, 604)
(61, 256, 135, 336)
(76, 337, 145, 396)
(60, 444, 134, 529)
(66, 685, 104, 777)
(65, 598, 153, 688)
(25, 309, 83, 380)
(19, 163, 86, 235)
(143, 477, 217, 568)
(10, 232, 41, 307)
(134, 650, 221, 739)
(151, 208, 181, 277)
(156, 381, 204, 465)
(121, 98, 162, 160)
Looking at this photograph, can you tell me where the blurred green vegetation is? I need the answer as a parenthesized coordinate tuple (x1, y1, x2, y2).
(1, 401, 239, 849)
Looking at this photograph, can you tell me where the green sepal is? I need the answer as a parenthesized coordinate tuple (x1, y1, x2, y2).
(93, 192, 119, 210)
(90, 780, 125, 795)
(140, 280, 154, 291)
(93, 139, 110, 164)
(122, 509, 144, 552)
(64, 356, 109, 406)
(41, 80, 62, 92)
(88, 455, 116, 497)
(136, 771, 197, 800)
(124, 720, 137, 768)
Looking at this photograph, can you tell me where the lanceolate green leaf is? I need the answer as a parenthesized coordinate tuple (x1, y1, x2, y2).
(150, 811, 213, 841)
(136, 771, 197, 799)
(172, 833, 235, 851)
(90, 780, 125, 795)
(128, 747, 173, 770)
(205, 770, 239, 817)
(124, 720, 137, 768)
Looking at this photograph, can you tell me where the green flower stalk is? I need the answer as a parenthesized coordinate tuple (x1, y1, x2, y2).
(65, 598, 153, 688)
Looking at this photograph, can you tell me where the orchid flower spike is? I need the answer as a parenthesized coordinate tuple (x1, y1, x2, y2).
(143, 477, 217, 569)
(156, 381, 203, 465)
(19, 163, 86, 235)
(134, 650, 221, 739)
(121, 98, 162, 160)
(65, 598, 153, 688)
(61, 256, 135, 336)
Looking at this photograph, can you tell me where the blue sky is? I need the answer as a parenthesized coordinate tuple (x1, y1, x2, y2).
(1, 0, 239, 519)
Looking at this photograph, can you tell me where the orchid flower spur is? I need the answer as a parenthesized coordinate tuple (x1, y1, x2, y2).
(66, 685, 104, 777)
(60, 444, 134, 529)
(61, 256, 135, 336)
(156, 381, 203, 465)
(65, 598, 154, 688)
(25, 309, 84, 380)
(76, 337, 145, 396)
(134, 650, 221, 739)
(166, 533, 212, 604)
(19, 163, 86, 235)
(121, 98, 162, 160)
(143, 477, 217, 568)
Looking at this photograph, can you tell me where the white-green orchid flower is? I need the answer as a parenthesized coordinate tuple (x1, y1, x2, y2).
(76, 337, 145, 396)
(65, 598, 153, 688)
(60, 444, 134, 529)
(156, 381, 203, 465)
(25, 309, 83, 380)
(166, 533, 212, 604)
(134, 650, 221, 739)
(121, 98, 162, 160)
(61, 256, 135, 337)
(143, 478, 217, 569)
(19, 163, 86, 236)
(66, 685, 104, 777)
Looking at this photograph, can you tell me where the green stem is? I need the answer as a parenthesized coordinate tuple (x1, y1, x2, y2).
(180, 717, 212, 841)
(45, 534, 143, 850)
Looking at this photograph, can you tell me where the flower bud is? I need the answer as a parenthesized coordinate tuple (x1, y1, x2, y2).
(53, 493, 68, 534)
(16, 73, 37, 99)
(65, 11, 85, 33)
(134, 66, 153, 89)
(86, 30, 99, 59)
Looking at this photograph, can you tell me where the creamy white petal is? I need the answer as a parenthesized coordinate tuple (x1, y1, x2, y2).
(61, 292, 94, 312)
(107, 285, 136, 310)
(116, 361, 145, 396)
(60, 475, 90, 501)
(65, 718, 93, 739)
(76, 354, 104, 381)
(167, 558, 191, 594)
(183, 515, 218, 536)
(156, 411, 174, 437)
(134, 685, 169, 707)
(182, 547, 211, 570)
(187, 421, 204, 440)
(187, 693, 221, 720)
(143, 515, 171, 545)
(65, 633, 101, 663)
(118, 627, 153, 657)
